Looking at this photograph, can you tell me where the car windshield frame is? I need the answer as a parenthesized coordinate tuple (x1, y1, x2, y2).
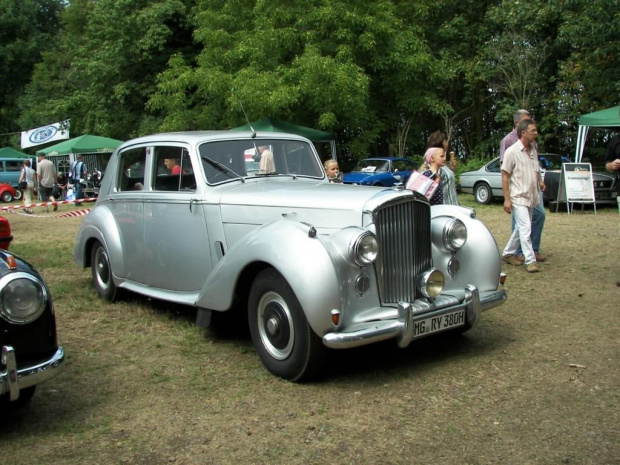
(198, 138, 324, 185)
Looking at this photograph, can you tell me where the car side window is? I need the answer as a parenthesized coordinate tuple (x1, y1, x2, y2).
(118, 147, 147, 191)
(153, 146, 195, 192)
(488, 159, 501, 173)
(6, 161, 22, 172)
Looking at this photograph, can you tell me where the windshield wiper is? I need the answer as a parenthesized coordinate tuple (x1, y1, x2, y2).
(201, 155, 245, 183)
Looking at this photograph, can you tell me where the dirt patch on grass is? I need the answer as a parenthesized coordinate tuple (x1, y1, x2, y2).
(1, 199, 618, 464)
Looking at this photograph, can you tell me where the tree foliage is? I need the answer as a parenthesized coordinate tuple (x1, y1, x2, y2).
(0, 0, 64, 146)
(8, 0, 619, 164)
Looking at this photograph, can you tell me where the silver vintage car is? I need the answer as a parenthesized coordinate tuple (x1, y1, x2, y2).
(74, 131, 507, 381)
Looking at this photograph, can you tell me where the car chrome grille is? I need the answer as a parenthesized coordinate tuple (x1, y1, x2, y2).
(373, 197, 432, 306)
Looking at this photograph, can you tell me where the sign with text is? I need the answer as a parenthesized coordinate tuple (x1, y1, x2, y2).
(556, 163, 596, 214)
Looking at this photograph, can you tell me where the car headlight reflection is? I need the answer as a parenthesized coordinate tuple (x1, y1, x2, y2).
(352, 232, 378, 266)
(0, 273, 47, 324)
(443, 219, 467, 251)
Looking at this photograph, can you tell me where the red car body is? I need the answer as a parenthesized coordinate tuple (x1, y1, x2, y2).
(0, 183, 18, 203)
(0, 216, 12, 250)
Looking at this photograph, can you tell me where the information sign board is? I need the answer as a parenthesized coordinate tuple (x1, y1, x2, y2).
(555, 163, 596, 214)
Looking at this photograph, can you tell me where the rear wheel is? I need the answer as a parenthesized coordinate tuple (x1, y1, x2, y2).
(474, 183, 492, 204)
(91, 241, 119, 301)
(248, 269, 325, 381)
(13, 189, 22, 201)
(2, 191, 13, 203)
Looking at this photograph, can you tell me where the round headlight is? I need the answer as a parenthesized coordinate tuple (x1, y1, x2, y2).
(443, 219, 467, 251)
(0, 273, 47, 324)
(417, 269, 445, 299)
(352, 232, 378, 266)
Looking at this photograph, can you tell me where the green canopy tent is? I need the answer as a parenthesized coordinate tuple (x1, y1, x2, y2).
(575, 106, 620, 162)
(36, 134, 122, 156)
(36, 134, 123, 175)
(231, 118, 337, 160)
(0, 147, 30, 158)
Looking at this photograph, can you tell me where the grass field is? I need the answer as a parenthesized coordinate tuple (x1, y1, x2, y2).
(1, 196, 619, 465)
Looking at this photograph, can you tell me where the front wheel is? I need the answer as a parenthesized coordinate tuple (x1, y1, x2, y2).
(90, 241, 119, 301)
(248, 269, 326, 381)
(474, 183, 492, 204)
(2, 191, 13, 203)
(13, 189, 22, 201)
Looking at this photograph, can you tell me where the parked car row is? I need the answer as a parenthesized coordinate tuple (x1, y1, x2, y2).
(459, 154, 618, 206)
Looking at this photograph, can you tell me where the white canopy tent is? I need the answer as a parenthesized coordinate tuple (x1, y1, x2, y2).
(574, 105, 620, 162)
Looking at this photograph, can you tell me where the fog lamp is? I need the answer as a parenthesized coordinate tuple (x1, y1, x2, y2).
(417, 269, 444, 299)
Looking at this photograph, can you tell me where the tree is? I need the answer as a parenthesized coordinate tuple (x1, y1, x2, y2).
(0, 0, 64, 147)
(19, 0, 197, 140)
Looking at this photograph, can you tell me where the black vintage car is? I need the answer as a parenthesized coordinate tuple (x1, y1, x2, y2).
(0, 248, 64, 403)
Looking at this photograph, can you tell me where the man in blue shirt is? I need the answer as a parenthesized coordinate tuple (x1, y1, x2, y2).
(70, 155, 87, 206)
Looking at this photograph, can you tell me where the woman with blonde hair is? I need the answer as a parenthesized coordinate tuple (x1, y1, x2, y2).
(427, 130, 459, 205)
(419, 147, 446, 205)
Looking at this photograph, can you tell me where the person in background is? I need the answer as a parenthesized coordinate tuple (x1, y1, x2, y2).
(501, 118, 544, 273)
(18, 159, 36, 214)
(605, 132, 620, 175)
(324, 159, 342, 183)
(420, 147, 445, 205)
(54, 172, 68, 201)
(427, 130, 459, 205)
(70, 155, 87, 206)
(164, 157, 182, 175)
(501, 109, 546, 262)
(258, 145, 275, 174)
(36, 153, 57, 213)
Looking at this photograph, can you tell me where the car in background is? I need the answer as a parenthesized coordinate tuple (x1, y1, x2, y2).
(1, 246, 65, 404)
(0, 183, 18, 203)
(343, 157, 417, 186)
(459, 154, 618, 205)
(74, 131, 506, 381)
(0, 216, 12, 250)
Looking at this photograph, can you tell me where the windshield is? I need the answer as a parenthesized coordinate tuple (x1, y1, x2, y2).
(353, 159, 389, 173)
(199, 139, 324, 184)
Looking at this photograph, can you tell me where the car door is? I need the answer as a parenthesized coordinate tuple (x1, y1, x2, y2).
(485, 158, 503, 196)
(110, 146, 148, 283)
(143, 144, 212, 292)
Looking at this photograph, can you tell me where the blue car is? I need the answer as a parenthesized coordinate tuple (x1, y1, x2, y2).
(343, 157, 417, 186)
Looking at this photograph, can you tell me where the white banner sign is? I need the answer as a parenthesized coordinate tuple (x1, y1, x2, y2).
(21, 120, 70, 149)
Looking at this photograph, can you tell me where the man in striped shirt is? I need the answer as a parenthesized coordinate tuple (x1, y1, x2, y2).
(501, 119, 545, 273)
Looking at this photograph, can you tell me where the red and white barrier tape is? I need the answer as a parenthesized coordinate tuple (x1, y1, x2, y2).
(1, 197, 97, 211)
(7, 208, 92, 218)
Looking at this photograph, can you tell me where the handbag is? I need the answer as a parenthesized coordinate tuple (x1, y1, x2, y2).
(406, 170, 439, 200)
(19, 180, 28, 190)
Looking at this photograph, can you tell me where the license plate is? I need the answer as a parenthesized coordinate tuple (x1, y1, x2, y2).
(413, 309, 465, 339)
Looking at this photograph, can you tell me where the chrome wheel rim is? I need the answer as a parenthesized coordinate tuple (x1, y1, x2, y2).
(257, 291, 294, 360)
(94, 247, 111, 291)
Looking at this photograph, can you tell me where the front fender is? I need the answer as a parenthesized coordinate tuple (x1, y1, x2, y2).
(431, 205, 502, 294)
(197, 220, 341, 336)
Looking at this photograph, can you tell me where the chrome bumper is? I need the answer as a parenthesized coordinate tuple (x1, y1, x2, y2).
(1, 345, 65, 401)
(323, 285, 507, 349)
